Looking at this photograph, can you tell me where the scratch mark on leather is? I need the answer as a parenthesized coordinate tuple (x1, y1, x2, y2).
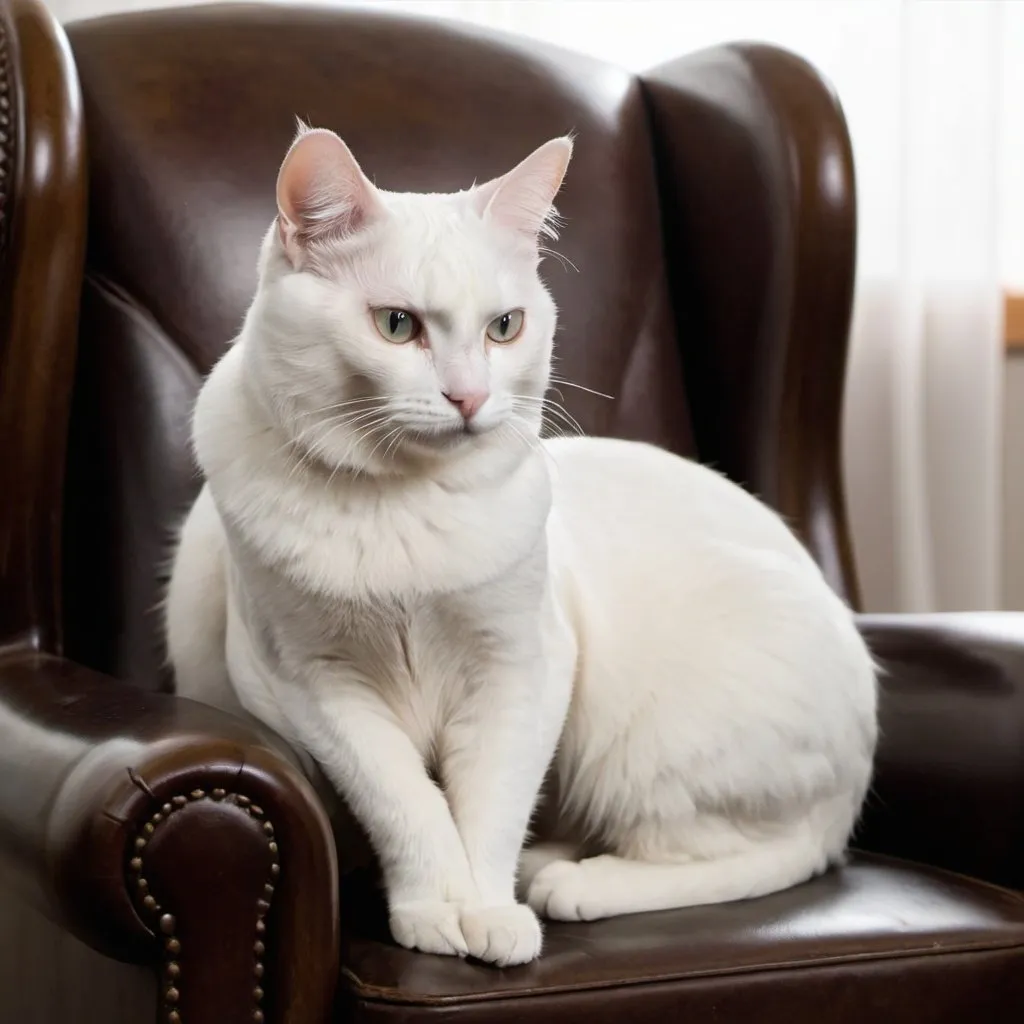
(127, 766, 156, 800)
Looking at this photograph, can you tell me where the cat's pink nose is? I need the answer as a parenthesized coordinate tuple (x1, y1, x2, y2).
(444, 390, 489, 420)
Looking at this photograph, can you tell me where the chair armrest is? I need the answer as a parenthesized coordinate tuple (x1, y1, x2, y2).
(641, 45, 859, 604)
(856, 613, 1024, 890)
(0, 651, 338, 1024)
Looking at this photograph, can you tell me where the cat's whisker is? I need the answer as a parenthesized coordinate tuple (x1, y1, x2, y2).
(538, 245, 579, 274)
(332, 407, 395, 432)
(548, 377, 615, 401)
(542, 396, 588, 435)
(288, 411, 393, 482)
(326, 416, 392, 485)
(342, 414, 391, 453)
(531, 399, 586, 439)
(266, 404, 384, 465)
(366, 424, 404, 466)
(508, 394, 585, 440)
(551, 409, 587, 439)
(501, 420, 532, 457)
(383, 426, 406, 461)
(315, 395, 390, 415)
(507, 415, 560, 470)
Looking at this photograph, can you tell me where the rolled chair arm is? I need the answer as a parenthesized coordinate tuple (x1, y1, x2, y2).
(0, 651, 339, 1024)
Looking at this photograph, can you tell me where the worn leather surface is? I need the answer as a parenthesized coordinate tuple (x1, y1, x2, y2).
(63, 275, 202, 690)
(859, 613, 1024, 892)
(0, 651, 339, 1022)
(344, 951, 1024, 1024)
(338, 854, 1024, 1021)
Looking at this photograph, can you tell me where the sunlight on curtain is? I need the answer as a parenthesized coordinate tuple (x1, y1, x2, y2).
(48, 0, 1024, 612)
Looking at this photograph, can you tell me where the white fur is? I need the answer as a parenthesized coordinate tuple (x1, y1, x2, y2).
(167, 130, 877, 967)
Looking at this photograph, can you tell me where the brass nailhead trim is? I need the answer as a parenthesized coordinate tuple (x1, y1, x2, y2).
(128, 791, 281, 1023)
(0, 22, 12, 246)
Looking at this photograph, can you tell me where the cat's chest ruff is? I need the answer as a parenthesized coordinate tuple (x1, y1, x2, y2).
(222, 450, 551, 603)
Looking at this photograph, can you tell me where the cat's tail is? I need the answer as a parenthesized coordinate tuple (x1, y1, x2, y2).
(526, 832, 831, 922)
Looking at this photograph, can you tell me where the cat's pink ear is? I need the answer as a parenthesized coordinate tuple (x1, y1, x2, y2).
(475, 137, 573, 243)
(276, 125, 383, 264)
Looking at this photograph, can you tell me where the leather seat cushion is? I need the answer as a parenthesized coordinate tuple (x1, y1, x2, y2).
(338, 853, 1024, 1022)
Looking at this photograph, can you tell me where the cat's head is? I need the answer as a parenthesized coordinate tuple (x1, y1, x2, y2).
(245, 125, 572, 475)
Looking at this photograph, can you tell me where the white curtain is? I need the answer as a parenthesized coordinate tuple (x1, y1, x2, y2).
(48, 0, 1024, 613)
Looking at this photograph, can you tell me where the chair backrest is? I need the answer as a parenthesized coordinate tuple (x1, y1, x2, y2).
(45, 4, 856, 688)
(59, 4, 696, 687)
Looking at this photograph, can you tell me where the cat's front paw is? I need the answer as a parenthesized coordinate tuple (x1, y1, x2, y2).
(526, 859, 603, 922)
(460, 903, 543, 967)
(389, 900, 469, 958)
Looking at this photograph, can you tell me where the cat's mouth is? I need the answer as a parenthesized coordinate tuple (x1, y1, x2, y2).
(403, 418, 497, 449)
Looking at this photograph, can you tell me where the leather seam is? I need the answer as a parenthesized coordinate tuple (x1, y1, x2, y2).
(343, 934, 1024, 1008)
(85, 272, 203, 378)
(128, 788, 279, 1024)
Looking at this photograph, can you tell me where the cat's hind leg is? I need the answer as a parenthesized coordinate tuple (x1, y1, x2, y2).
(516, 841, 582, 900)
(526, 826, 831, 922)
(525, 800, 853, 922)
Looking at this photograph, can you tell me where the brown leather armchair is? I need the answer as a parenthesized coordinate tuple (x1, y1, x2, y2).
(2, 2, 1024, 1022)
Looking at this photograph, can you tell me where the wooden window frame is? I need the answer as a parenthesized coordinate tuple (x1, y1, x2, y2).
(1008, 292, 1024, 352)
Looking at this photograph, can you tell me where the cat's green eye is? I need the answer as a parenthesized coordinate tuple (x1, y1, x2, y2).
(486, 309, 525, 344)
(373, 308, 422, 344)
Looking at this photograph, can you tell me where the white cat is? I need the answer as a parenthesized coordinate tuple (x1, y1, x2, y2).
(166, 126, 877, 968)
